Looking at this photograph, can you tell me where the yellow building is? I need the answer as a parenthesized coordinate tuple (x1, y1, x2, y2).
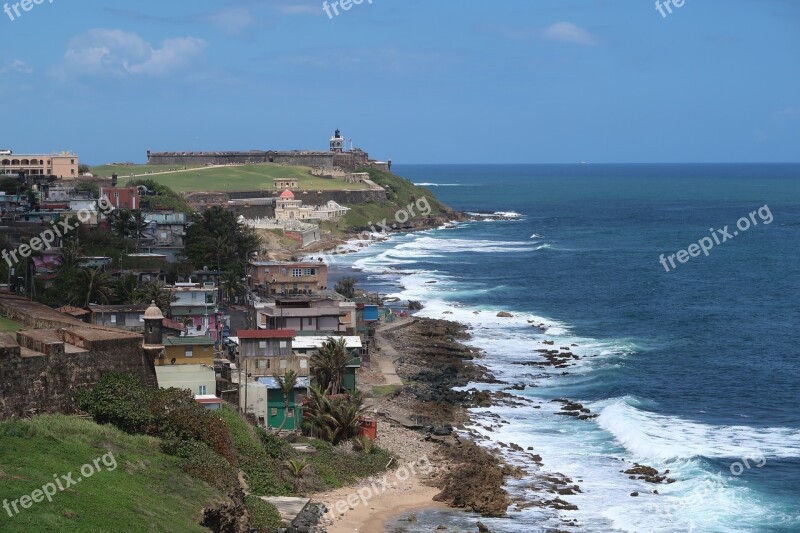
(0, 151, 79, 179)
(159, 336, 215, 366)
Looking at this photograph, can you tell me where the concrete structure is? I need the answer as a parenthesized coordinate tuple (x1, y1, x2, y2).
(146, 131, 390, 172)
(249, 261, 329, 296)
(160, 336, 215, 366)
(100, 186, 140, 210)
(345, 172, 370, 184)
(256, 298, 356, 333)
(155, 364, 216, 396)
(236, 329, 298, 377)
(0, 152, 79, 179)
(274, 189, 349, 222)
(88, 304, 148, 331)
(273, 178, 299, 190)
(169, 283, 220, 340)
(0, 295, 157, 419)
(248, 376, 310, 430)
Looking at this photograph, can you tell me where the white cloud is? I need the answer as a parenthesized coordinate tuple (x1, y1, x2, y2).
(271, 4, 320, 16)
(542, 22, 598, 46)
(206, 8, 255, 35)
(10, 60, 33, 75)
(64, 29, 207, 76)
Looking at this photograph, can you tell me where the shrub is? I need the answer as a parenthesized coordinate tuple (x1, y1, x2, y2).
(245, 496, 282, 532)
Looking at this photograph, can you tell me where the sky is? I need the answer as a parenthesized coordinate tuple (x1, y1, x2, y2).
(0, 0, 798, 165)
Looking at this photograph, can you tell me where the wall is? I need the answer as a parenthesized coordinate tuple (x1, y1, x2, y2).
(148, 150, 376, 173)
(0, 328, 157, 419)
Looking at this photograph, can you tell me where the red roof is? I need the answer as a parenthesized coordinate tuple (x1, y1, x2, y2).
(237, 329, 295, 340)
(279, 189, 295, 199)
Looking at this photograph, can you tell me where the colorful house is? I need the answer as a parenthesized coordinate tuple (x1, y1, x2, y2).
(259, 376, 310, 431)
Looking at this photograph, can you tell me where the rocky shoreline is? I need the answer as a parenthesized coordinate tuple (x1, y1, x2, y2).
(367, 318, 592, 531)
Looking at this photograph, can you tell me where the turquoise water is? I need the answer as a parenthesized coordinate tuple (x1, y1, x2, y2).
(334, 164, 800, 532)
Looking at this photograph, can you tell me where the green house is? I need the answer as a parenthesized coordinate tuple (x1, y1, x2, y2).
(258, 376, 310, 431)
(342, 356, 362, 393)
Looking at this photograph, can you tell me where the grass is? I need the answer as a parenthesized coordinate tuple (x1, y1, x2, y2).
(90, 164, 371, 193)
(371, 384, 402, 398)
(91, 164, 204, 177)
(0, 415, 224, 533)
(0, 316, 22, 332)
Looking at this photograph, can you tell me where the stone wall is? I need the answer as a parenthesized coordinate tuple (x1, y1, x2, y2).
(0, 296, 158, 419)
(147, 149, 379, 173)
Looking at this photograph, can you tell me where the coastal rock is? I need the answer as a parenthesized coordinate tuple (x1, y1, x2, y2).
(496, 312, 513, 318)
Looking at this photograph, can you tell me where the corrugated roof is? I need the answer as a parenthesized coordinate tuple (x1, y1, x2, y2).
(257, 376, 310, 389)
(163, 336, 215, 346)
(291, 336, 362, 350)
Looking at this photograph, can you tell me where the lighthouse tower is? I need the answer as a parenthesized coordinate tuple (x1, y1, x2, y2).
(329, 129, 344, 153)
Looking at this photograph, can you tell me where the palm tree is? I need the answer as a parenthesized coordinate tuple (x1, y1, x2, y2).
(135, 280, 173, 313)
(72, 268, 115, 307)
(310, 337, 351, 395)
(205, 235, 232, 273)
(304, 386, 365, 445)
(220, 270, 244, 304)
(59, 239, 83, 272)
(109, 208, 134, 238)
(130, 210, 149, 239)
(334, 277, 357, 299)
(274, 369, 299, 433)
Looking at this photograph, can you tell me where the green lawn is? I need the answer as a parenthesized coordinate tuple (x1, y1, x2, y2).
(0, 416, 224, 532)
(91, 164, 204, 178)
(90, 164, 371, 193)
(0, 316, 22, 332)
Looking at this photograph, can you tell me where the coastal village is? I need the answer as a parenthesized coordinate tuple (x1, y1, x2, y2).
(0, 133, 538, 533)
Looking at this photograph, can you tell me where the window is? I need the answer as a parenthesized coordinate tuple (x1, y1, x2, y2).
(279, 341, 287, 349)
(271, 408, 278, 416)
(114, 192, 119, 198)
(279, 359, 287, 369)
(185, 347, 193, 357)
(303, 268, 314, 276)
(307, 318, 313, 326)
(199, 385, 207, 395)
(110, 314, 117, 323)
(299, 359, 308, 369)
(259, 340, 267, 349)
(257, 359, 269, 369)
(205, 293, 214, 304)
(287, 410, 294, 418)
(292, 268, 303, 277)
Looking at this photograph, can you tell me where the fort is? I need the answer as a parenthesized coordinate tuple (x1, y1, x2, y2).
(0, 294, 158, 419)
(147, 130, 391, 173)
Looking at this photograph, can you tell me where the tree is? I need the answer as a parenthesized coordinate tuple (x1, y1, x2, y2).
(274, 369, 299, 433)
(72, 267, 115, 307)
(310, 337, 351, 395)
(135, 280, 173, 313)
(109, 208, 135, 238)
(78, 164, 91, 175)
(334, 277, 357, 299)
(220, 270, 244, 304)
(184, 206, 260, 273)
(113, 273, 139, 304)
(131, 210, 149, 239)
(304, 386, 365, 445)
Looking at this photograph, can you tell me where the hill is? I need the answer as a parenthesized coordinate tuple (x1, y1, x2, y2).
(91, 163, 371, 192)
(0, 415, 227, 532)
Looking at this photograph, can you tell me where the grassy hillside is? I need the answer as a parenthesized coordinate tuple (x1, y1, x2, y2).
(91, 163, 371, 192)
(329, 168, 454, 233)
(0, 416, 226, 532)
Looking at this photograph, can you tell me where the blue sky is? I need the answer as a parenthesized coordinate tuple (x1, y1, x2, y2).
(1, 0, 798, 164)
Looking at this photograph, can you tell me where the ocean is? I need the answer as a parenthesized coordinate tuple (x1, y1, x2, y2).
(329, 164, 800, 532)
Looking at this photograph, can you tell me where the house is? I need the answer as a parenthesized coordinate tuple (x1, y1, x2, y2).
(292, 335, 363, 392)
(236, 329, 302, 378)
(169, 283, 220, 339)
(155, 363, 216, 396)
(160, 336, 215, 366)
(256, 297, 356, 333)
(0, 152, 78, 179)
(237, 377, 310, 429)
(88, 304, 149, 331)
(100, 186, 140, 210)
(249, 261, 329, 297)
(274, 190, 349, 222)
